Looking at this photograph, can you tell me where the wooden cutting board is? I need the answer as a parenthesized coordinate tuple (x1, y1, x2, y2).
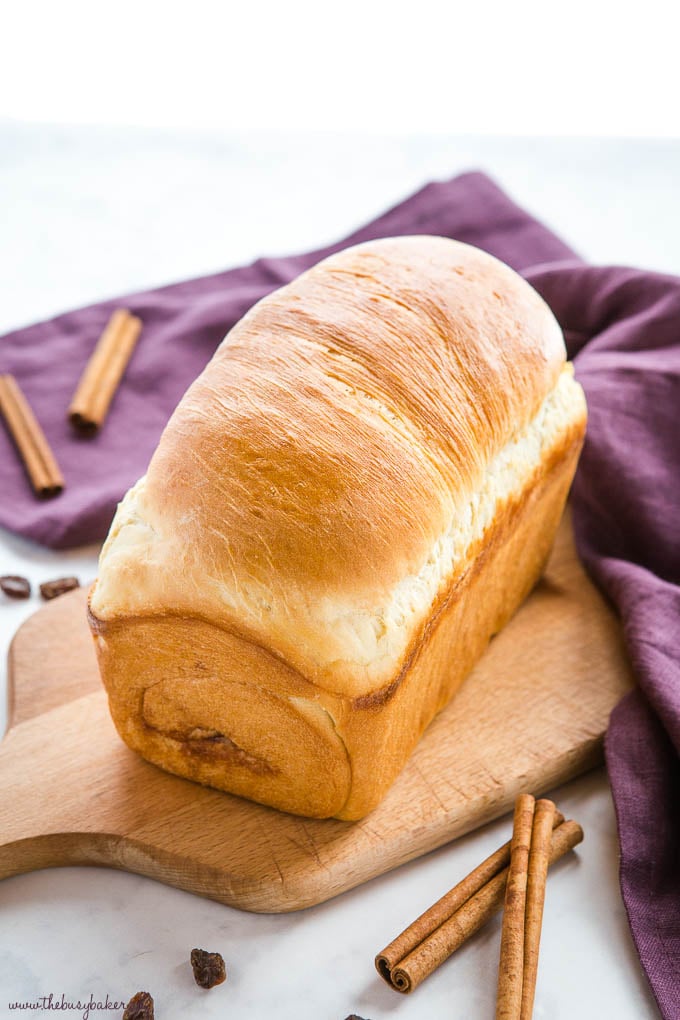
(0, 511, 633, 913)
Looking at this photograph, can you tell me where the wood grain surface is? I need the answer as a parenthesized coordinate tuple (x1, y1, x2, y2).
(0, 511, 634, 912)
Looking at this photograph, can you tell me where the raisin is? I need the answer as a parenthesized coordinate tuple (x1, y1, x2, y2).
(122, 991, 154, 1020)
(39, 576, 80, 600)
(0, 575, 31, 599)
(190, 947, 227, 988)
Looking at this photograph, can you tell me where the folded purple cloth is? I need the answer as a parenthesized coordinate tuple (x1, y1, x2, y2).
(1, 171, 678, 1016)
(526, 262, 680, 1019)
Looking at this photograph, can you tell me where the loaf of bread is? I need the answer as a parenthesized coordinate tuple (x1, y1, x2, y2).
(88, 236, 586, 820)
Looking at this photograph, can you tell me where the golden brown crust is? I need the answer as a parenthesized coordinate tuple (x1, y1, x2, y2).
(89, 236, 587, 819)
(146, 237, 564, 598)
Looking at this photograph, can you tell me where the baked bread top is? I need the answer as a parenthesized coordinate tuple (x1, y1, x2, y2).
(90, 236, 582, 698)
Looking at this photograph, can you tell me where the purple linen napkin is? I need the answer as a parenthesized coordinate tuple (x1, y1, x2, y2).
(1, 170, 678, 1017)
(525, 262, 680, 1018)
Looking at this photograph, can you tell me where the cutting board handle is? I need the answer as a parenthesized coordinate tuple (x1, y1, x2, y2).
(0, 692, 113, 879)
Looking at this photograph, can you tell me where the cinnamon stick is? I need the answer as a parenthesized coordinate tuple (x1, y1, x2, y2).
(0, 374, 64, 497)
(496, 793, 536, 1018)
(520, 799, 555, 1019)
(68, 308, 142, 433)
(376, 808, 565, 986)
(376, 815, 583, 995)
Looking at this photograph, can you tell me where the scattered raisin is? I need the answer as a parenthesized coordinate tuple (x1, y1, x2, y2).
(122, 991, 154, 1020)
(0, 575, 31, 599)
(344, 1015, 372, 1019)
(39, 576, 80, 600)
(190, 947, 227, 988)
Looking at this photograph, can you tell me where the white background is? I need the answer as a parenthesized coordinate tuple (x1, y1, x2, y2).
(2, 0, 680, 138)
(1, 4, 679, 1019)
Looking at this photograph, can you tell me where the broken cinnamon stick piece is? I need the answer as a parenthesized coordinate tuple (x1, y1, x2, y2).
(496, 793, 536, 1019)
(68, 308, 142, 433)
(376, 815, 582, 994)
(520, 799, 555, 1019)
(0, 374, 64, 497)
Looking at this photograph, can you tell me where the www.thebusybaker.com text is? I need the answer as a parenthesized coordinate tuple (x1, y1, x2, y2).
(8, 992, 126, 1020)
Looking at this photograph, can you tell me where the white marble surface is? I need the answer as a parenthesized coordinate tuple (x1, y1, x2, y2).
(2, 126, 677, 1019)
